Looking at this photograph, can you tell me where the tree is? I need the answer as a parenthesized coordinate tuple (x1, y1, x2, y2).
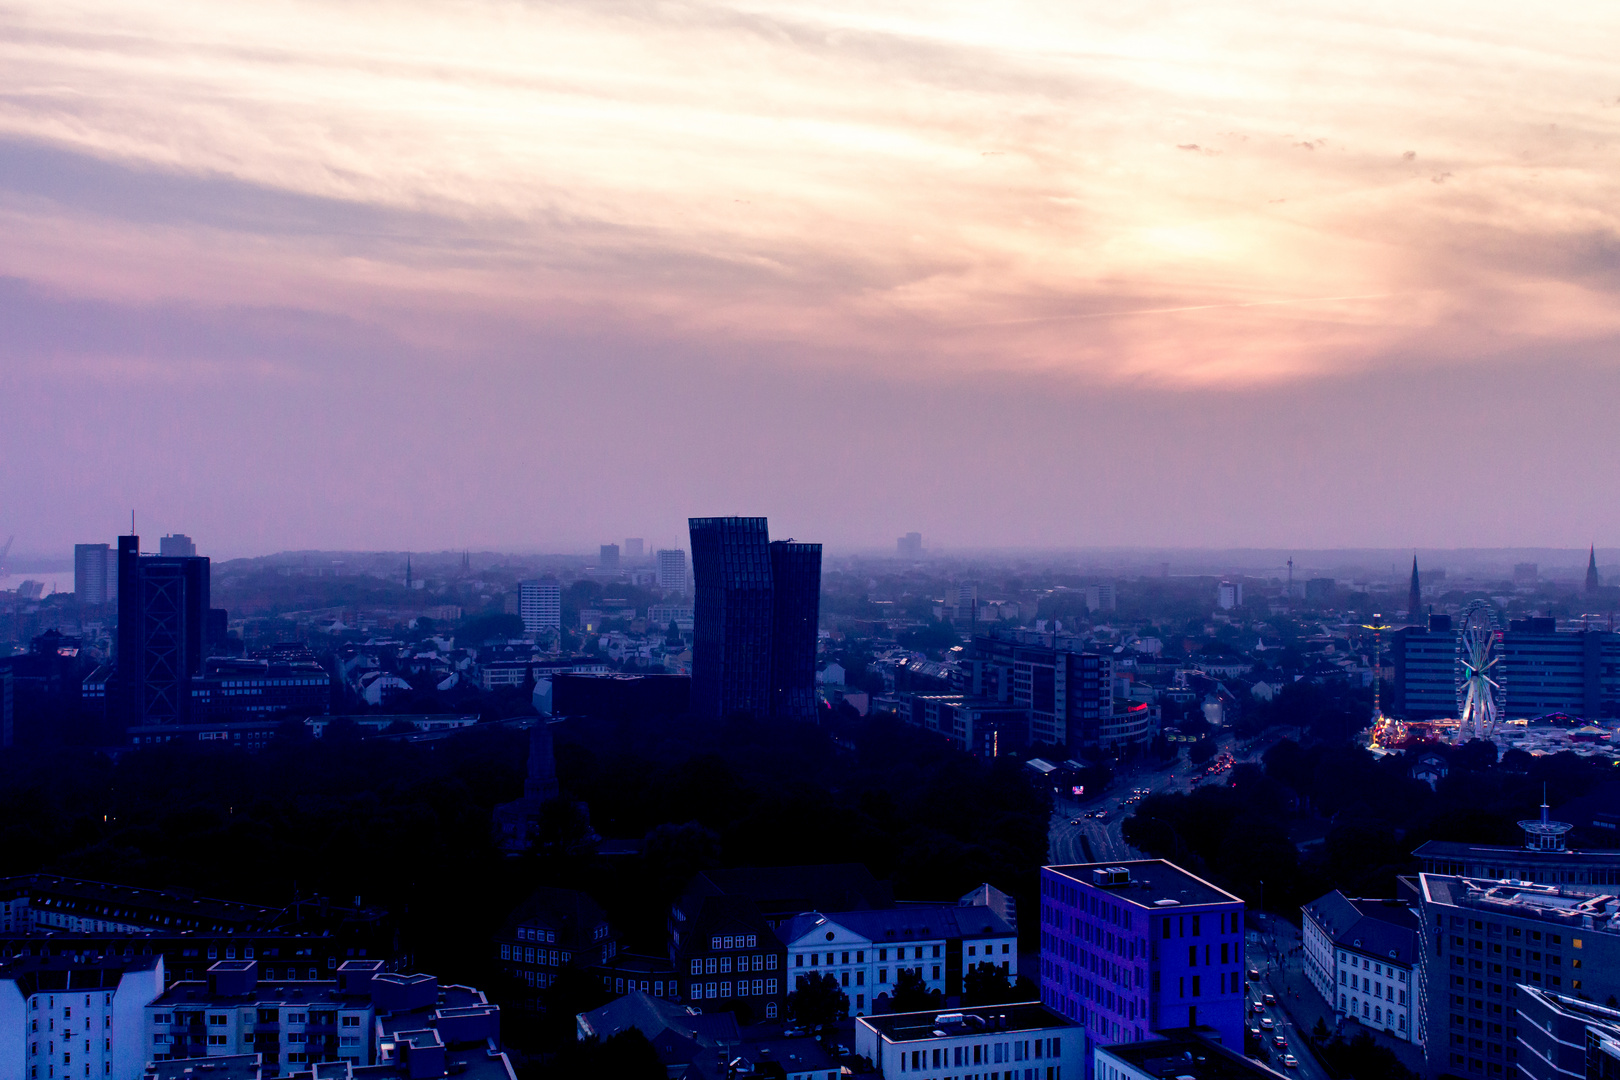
(1189, 738, 1217, 766)
(787, 973, 848, 1033)
(890, 968, 933, 1013)
(962, 962, 1018, 1005)
(1312, 1017, 1330, 1043)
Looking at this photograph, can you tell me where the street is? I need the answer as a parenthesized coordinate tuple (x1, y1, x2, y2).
(1247, 918, 1331, 1080)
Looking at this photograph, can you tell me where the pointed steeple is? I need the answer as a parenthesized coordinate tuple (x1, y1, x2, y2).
(1408, 554, 1422, 627)
(1587, 546, 1601, 594)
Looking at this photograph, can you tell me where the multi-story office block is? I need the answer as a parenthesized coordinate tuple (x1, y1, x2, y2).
(598, 544, 620, 570)
(769, 540, 821, 721)
(1299, 891, 1421, 1042)
(888, 693, 1031, 757)
(115, 534, 212, 730)
(0, 952, 165, 1080)
(1413, 802, 1620, 888)
(896, 532, 923, 558)
(158, 534, 196, 557)
(974, 632, 1145, 756)
(74, 543, 114, 605)
(1416, 874, 1620, 1079)
(656, 549, 688, 592)
(623, 538, 644, 560)
(517, 578, 561, 633)
(1040, 861, 1245, 1074)
(855, 1003, 1082, 1080)
(1391, 614, 1458, 719)
(781, 905, 1016, 1016)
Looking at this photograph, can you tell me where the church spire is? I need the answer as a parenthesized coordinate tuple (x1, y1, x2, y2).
(1408, 554, 1422, 627)
(1587, 546, 1601, 594)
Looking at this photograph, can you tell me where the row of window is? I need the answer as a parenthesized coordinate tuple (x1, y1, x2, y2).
(28, 1038, 112, 1057)
(1339, 995, 1407, 1029)
(798, 945, 939, 966)
(688, 978, 778, 999)
(898, 1037, 1064, 1072)
(502, 944, 573, 966)
(692, 954, 776, 974)
(710, 934, 758, 950)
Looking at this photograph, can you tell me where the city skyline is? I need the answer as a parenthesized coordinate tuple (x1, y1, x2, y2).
(3, 2, 1620, 554)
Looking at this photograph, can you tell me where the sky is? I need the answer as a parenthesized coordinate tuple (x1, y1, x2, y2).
(2, 0, 1619, 558)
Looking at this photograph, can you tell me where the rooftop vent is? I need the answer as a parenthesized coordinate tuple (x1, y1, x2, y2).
(1091, 867, 1131, 888)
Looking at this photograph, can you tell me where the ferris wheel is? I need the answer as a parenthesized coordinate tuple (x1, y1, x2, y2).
(1456, 600, 1506, 741)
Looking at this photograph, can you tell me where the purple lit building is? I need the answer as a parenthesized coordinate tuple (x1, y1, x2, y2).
(1039, 860, 1247, 1077)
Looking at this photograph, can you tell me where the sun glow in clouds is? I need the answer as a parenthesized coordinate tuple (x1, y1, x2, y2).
(2, 0, 1620, 383)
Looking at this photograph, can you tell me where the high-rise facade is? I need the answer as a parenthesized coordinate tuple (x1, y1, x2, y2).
(1040, 860, 1245, 1076)
(770, 541, 822, 721)
(656, 549, 688, 592)
(688, 517, 820, 720)
(690, 517, 774, 719)
(624, 538, 645, 560)
(158, 533, 197, 557)
(1393, 614, 1620, 720)
(897, 532, 923, 558)
(115, 534, 212, 729)
(518, 577, 562, 633)
(599, 543, 620, 569)
(74, 542, 114, 604)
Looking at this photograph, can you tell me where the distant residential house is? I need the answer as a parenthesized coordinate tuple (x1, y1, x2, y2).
(816, 662, 847, 686)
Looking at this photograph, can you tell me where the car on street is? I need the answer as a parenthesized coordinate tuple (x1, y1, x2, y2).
(1252, 1002, 1265, 1014)
(1273, 1035, 1287, 1049)
(1259, 1018, 1274, 1030)
(1248, 967, 1260, 980)
(1070, 818, 1082, 825)
(1282, 1054, 1298, 1068)
(1264, 993, 1277, 1005)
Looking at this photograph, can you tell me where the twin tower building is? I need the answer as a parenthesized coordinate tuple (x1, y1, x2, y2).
(687, 517, 821, 721)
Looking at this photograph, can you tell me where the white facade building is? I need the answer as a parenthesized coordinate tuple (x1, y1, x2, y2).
(780, 906, 1017, 1018)
(0, 953, 164, 1080)
(518, 578, 562, 633)
(855, 1003, 1082, 1080)
(656, 550, 687, 593)
(1216, 582, 1243, 610)
(1300, 890, 1421, 1044)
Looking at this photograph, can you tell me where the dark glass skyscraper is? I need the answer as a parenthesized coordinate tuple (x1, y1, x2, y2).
(689, 517, 774, 719)
(769, 541, 822, 720)
(115, 534, 211, 729)
(688, 517, 820, 720)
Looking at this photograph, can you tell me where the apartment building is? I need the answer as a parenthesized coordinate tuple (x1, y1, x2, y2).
(1040, 861, 1245, 1079)
(0, 952, 164, 1080)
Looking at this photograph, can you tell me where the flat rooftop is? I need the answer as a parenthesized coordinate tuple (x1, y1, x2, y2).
(143, 1054, 263, 1080)
(1099, 1029, 1287, 1079)
(858, 1002, 1076, 1042)
(152, 978, 363, 1008)
(1045, 861, 1243, 909)
(1421, 874, 1620, 933)
(1415, 840, 1620, 864)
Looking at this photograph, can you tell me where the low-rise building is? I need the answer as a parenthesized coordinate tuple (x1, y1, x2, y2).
(494, 888, 617, 1011)
(0, 952, 165, 1080)
(1299, 890, 1421, 1043)
(668, 893, 786, 1022)
(576, 990, 836, 1080)
(854, 1002, 1083, 1079)
(143, 959, 509, 1080)
(780, 905, 1017, 1016)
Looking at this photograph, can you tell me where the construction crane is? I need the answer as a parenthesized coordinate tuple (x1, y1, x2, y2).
(0, 535, 13, 580)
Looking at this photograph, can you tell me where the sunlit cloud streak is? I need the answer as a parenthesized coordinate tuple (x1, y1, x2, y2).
(1, 0, 1618, 385)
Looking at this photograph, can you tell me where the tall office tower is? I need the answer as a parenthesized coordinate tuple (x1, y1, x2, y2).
(690, 518, 774, 719)
(115, 534, 211, 728)
(75, 542, 113, 604)
(599, 543, 620, 569)
(1408, 556, 1423, 625)
(159, 533, 197, 557)
(518, 577, 562, 632)
(897, 532, 923, 558)
(955, 580, 978, 625)
(1040, 860, 1246, 1073)
(624, 538, 645, 560)
(770, 540, 822, 720)
(657, 548, 688, 592)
